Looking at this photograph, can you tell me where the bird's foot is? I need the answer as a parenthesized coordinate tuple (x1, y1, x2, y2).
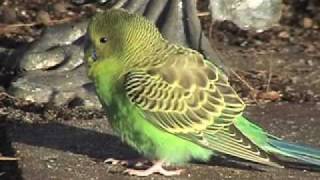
(124, 160, 184, 176)
(104, 158, 147, 167)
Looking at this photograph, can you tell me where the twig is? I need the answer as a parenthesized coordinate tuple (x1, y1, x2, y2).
(0, 16, 79, 35)
(197, 11, 210, 17)
(266, 58, 273, 92)
(0, 92, 16, 100)
(0, 156, 19, 161)
(231, 69, 261, 104)
(0, 22, 38, 28)
(230, 69, 255, 91)
(209, 21, 214, 40)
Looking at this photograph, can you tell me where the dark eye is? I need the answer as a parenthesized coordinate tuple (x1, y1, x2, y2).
(100, 37, 108, 43)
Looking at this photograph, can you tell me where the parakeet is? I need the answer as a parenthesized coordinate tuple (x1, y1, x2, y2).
(85, 9, 320, 176)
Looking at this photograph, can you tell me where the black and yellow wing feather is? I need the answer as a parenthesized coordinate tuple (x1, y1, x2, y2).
(124, 47, 279, 167)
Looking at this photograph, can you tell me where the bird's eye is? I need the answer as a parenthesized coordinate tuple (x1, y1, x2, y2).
(91, 49, 98, 61)
(100, 37, 108, 43)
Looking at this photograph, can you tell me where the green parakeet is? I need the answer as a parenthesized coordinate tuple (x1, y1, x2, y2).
(85, 9, 320, 176)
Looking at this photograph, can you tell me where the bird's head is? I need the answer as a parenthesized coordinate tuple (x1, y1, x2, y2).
(85, 9, 164, 79)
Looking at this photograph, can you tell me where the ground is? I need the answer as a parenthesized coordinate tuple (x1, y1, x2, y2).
(2, 101, 320, 179)
(1, 0, 320, 179)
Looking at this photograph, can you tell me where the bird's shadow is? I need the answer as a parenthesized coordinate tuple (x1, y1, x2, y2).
(9, 122, 139, 161)
(8, 121, 320, 172)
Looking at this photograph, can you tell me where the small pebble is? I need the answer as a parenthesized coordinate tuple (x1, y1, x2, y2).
(278, 31, 290, 39)
(302, 17, 313, 29)
(36, 10, 51, 26)
(305, 44, 316, 53)
(53, 2, 71, 14)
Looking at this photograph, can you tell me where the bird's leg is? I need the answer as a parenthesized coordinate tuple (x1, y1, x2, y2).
(104, 158, 148, 167)
(124, 160, 184, 176)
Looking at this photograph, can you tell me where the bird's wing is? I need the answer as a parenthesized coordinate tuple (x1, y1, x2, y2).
(124, 49, 279, 166)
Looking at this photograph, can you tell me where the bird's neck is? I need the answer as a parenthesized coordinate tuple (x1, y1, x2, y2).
(121, 39, 173, 69)
(91, 59, 124, 104)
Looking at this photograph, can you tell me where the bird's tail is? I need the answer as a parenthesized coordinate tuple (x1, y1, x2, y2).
(235, 115, 320, 167)
(267, 136, 320, 166)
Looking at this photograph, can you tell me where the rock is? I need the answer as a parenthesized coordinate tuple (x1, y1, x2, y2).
(20, 45, 84, 71)
(7, 18, 91, 107)
(6, 0, 224, 109)
(9, 66, 100, 108)
(36, 10, 51, 26)
(278, 31, 290, 39)
(20, 47, 67, 71)
(53, 2, 71, 14)
(256, 91, 281, 101)
(302, 17, 313, 29)
(209, 0, 282, 31)
(9, 78, 54, 104)
(24, 19, 88, 53)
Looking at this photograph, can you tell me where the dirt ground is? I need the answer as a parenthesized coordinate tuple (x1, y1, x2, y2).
(1, 0, 320, 179)
(3, 102, 320, 180)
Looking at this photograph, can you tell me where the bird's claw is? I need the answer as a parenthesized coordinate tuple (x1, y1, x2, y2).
(104, 158, 128, 166)
(124, 160, 184, 176)
(104, 158, 147, 167)
(124, 167, 184, 176)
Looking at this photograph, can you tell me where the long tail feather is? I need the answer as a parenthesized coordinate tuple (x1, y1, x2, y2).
(268, 137, 320, 166)
(235, 115, 320, 167)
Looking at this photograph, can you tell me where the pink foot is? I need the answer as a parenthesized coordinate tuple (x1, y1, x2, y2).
(124, 160, 184, 176)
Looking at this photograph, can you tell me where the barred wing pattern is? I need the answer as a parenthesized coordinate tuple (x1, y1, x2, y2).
(124, 50, 279, 166)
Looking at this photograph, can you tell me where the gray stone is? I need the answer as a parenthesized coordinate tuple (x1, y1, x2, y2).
(9, 66, 100, 108)
(26, 20, 88, 53)
(6, 0, 225, 108)
(20, 45, 85, 72)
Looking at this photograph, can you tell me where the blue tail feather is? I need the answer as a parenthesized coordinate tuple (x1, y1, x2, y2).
(268, 137, 320, 166)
